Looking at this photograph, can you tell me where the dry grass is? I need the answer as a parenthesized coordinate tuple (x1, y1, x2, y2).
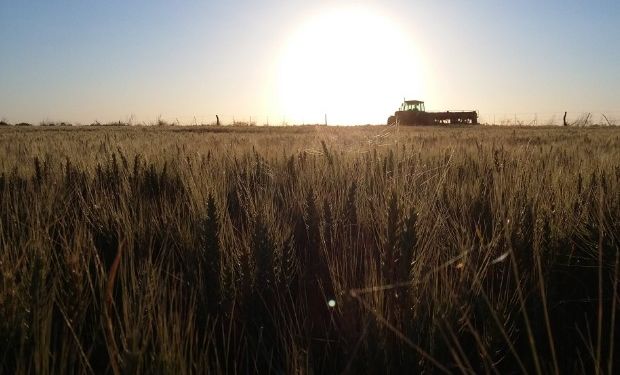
(0, 124, 619, 374)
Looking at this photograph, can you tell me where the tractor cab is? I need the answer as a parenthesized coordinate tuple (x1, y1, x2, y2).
(399, 99, 425, 112)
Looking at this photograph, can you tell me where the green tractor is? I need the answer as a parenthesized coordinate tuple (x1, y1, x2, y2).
(387, 99, 478, 125)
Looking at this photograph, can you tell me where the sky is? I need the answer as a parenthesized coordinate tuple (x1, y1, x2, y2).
(1, 0, 618, 125)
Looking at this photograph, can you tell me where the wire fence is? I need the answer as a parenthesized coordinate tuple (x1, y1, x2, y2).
(478, 111, 620, 126)
(13, 111, 617, 127)
(153, 115, 293, 127)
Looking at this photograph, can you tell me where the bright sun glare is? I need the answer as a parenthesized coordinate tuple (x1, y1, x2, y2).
(276, 6, 426, 125)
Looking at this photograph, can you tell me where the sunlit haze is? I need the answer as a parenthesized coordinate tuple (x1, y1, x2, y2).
(277, 6, 425, 125)
(1, 1, 618, 125)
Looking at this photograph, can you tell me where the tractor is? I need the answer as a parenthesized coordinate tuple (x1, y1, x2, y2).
(387, 99, 478, 125)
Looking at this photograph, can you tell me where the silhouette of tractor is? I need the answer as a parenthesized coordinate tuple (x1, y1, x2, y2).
(387, 99, 478, 125)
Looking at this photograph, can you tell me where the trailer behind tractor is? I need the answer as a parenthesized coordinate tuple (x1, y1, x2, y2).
(387, 100, 478, 125)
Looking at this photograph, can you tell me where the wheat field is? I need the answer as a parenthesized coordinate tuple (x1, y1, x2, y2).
(0, 124, 619, 374)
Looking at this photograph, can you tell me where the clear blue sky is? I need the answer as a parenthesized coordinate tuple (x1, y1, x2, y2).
(1, 0, 618, 125)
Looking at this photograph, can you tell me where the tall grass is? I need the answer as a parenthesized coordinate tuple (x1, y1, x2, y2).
(0, 125, 618, 374)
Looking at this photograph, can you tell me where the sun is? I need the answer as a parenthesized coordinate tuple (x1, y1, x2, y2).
(275, 6, 427, 125)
